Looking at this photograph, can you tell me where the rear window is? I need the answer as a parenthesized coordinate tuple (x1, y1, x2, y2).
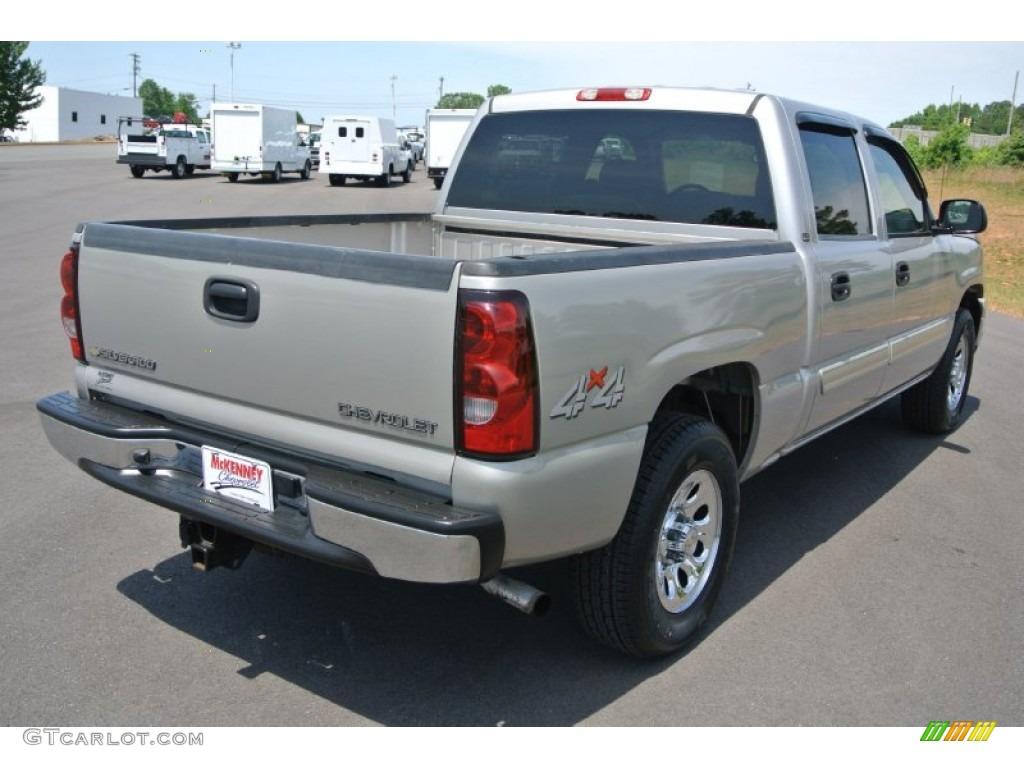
(446, 109, 776, 229)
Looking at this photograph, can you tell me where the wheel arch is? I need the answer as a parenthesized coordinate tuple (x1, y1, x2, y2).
(649, 361, 760, 472)
(960, 284, 984, 347)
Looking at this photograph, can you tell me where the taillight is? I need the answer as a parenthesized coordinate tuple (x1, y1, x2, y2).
(456, 290, 538, 459)
(577, 87, 652, 102)
(60, 246, 84, 361)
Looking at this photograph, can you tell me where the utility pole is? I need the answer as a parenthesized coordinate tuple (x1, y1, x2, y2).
(391, 74, 398, 120)
(1009, 70, 1019, 136)
(130, 53, 141, 98)
(227, 42, 241, 102)
(439, 76, 444, 101)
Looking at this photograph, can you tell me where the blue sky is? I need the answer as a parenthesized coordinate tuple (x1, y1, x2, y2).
(15, 5, 1023, 130)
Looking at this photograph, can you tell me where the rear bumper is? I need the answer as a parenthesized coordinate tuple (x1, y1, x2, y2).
(117, 153, 167, 167)
(37, 391, 503, 583)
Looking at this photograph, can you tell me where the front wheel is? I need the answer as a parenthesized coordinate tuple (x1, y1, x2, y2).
(571, 414, 739, 658)
(902, 307, 976, 433)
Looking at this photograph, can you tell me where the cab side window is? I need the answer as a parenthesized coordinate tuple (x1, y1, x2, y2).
(799, 125, 872, 236)
(867, 139, 928, 236)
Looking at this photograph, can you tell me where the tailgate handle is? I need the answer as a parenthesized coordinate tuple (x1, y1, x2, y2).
(204, 278, 260, 322)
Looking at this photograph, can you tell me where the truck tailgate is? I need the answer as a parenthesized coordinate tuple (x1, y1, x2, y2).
(76, 222, 460, 483)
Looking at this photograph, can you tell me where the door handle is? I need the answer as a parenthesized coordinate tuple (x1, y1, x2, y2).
(204, 278, 260, 322)
(830, 272, 851, 302)
(896, 261, 911, 287)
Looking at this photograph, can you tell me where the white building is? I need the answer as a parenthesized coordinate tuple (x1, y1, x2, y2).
(13, 86, 143, 143)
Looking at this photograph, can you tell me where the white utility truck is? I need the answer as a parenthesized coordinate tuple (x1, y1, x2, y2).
(116, 117, 211, 179)
(319, 115, 414, 187)
(210, 103, 311, 183)
(425, 108, 476, 189)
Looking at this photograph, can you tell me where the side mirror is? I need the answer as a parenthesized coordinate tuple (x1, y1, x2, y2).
(938, 199, 987, 234)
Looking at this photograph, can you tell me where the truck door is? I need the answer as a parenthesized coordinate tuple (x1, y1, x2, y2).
(864, 132, 952, 394)
(335, 119, 371, 164)
(799, 118, 894, 434)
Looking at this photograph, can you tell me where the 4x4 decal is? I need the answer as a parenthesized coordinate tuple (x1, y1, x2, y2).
(550, 366, 625, 420)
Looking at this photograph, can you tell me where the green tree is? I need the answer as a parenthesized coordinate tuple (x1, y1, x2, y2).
(998, 131, 1024, 167)
(902, 134, 927, 169)
(172, 92, 200, 123)
(0, 41, 46, 133)
(924, 122, 973, 169)
(295, 110, 305, 125)
(436, 91, 484, 109)
(487, 84, 511, 98)
(138, 78, 175, 118)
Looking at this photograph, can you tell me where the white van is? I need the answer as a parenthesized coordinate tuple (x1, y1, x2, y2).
(319, 116, 413, 187)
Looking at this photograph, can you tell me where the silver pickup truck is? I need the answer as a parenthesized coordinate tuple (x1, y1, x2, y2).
(38, 87, 987, 657)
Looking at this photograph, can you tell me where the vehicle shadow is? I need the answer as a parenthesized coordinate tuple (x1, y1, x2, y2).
(116, 397, 978, 726)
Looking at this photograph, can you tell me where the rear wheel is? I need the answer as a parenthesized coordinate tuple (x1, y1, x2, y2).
(272, 163, 282, 183)
(380, 168, 392, 187)
(401, 163, 412, 183)
(171, 156, 186, 179)
(226, 173, 239, 183)
(432, 176, 443, 190)
(329, 174, 346, 187)
(130, 165, 144, 178)
(300, 160, 311, 180)
(902, 307, 976, 433)
(571, 414, 739, 658)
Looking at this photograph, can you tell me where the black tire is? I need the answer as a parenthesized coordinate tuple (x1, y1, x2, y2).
(301, 160, 311, 180)
(902, 307, 976, 433)
(226, 173, 239, 183)
(571, 414, 739, 658)
(329, 174, 345, 187)
(380, 168, 392, 187)
(432, 176, 443, 190)
(185, 164, 195, 176)
(272, 163, 282, 183)
(129, 165, 145, 178)
(401, 163, 412, 183)
(171, 156, 186, 179)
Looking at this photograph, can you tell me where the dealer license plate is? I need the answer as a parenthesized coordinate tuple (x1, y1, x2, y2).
(201, 446, 274, 512)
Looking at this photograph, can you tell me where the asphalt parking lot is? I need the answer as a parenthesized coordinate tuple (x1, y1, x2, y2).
(1, 143, 1021, 728)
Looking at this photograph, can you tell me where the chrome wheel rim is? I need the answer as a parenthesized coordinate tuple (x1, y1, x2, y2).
(655, 468, 723, 614)
(947, 334, 969, 414)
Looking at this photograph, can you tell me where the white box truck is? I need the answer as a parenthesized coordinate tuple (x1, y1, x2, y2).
(319, 116, 414, 187)
(425, 108, 476, 189)
(210, 103, 311, 183)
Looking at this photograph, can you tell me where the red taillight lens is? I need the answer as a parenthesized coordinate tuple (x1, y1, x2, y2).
(60, 248, 84, 361)
(456, 290, 538, 458)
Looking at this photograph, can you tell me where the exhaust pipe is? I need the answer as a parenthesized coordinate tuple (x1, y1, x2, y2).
(480, 574, 550, 616)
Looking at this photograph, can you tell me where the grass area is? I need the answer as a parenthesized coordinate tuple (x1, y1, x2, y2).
(924, 166, 1024, 318)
